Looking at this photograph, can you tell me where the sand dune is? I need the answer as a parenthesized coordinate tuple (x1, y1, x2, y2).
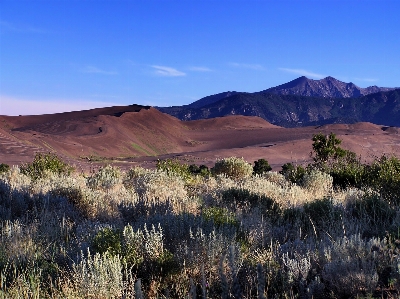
(1, 105, 400, 171)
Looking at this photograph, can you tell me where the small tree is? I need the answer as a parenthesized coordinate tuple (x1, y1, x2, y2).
(253, 159, 272, 175)
(311, 133, 346, 166)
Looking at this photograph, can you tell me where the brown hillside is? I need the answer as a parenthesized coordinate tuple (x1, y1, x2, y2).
(185, 115, 280, 130)
(1, 105, 400, 171)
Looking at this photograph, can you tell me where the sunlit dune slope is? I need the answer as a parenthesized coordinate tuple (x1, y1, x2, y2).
(0, 105, 399, 170)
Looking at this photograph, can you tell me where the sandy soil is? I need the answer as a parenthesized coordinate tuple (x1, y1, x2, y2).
(1, 106, 399, 172)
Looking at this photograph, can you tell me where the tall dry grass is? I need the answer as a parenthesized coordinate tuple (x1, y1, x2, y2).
(1, 156, 400, 299)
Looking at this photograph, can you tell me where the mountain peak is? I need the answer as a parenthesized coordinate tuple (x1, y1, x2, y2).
(268, 76, 309, 90)
(172, 76, 399, 113)
(264, 76, 394, 98)
(323, 76, 340, 82)
(297, 75, 309, 80)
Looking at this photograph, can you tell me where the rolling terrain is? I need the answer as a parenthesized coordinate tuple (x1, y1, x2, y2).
(1, 104, 400, 171)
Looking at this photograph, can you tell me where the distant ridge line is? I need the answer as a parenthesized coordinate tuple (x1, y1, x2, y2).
(263, 76, 397, 98)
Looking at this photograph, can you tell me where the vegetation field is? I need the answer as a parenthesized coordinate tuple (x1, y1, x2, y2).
(1, 134, 400, 298)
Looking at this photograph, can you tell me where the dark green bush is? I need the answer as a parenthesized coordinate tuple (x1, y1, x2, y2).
(92, 227, 122, 256)
(20, 152, 73, 180)
(0, 163, 10, 173)
(189, 164, 210, 176)
(253, 158, 272, 175)
(221, 188, 281, 221)
(152, 249, 180, 277)
(202, 206, 239, 228)
(303, 198, 342, 228)
(279, 163, 306, 184)
(308, 133, 367, 189)
(156, 158, 192, 181)
(188, 164, 199, 173)
(283, 198, 342, 238)
(329, 163, 365, 189)
(350, 193, 396, 231)
(364, 156, 400, 205)
(326, 150, 365, 189)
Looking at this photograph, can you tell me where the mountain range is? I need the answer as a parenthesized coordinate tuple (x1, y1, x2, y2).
(263, 76, 396, 98)
(158, 76, 400, 127)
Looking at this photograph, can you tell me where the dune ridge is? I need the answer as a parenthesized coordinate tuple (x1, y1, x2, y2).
(1, 105, 399, 170)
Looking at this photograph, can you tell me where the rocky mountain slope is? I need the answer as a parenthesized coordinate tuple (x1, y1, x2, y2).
(263, 76, 396, 98)
(158, 77, 400, 127)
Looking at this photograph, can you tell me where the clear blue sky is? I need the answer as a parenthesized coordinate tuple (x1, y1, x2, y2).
(1, 0, 399, 115)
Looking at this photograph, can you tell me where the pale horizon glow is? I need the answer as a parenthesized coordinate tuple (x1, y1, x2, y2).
(0, 95, 118, 116)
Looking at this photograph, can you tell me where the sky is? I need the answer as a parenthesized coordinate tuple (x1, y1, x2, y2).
(1, 0, 399, 116)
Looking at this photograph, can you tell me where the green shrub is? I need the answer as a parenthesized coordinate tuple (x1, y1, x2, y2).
(20, 152, 73, 180)
(221, 188, 281, 221)
(156, 158, 193, 182)
(329, 162, 365, 189)
(150, 249, 180, 277)
(303, 198, 342, 228)
(92, 227, 122, 256)
(0, 163, 10, 173)
(279, 163, 305, 184)
(326, 150, 365, 189)
(122, 224, 180, 279)
(212, 157, 253, 180)
(202, 206, 239, 228)
(349, 193, 396, 235)
(365, 155, 400, 205)
(253, 159, 272, 175)
(283, 198, 342, 238)
(189, 164, 211, 176)
(310, 133, 367, 189)
(122, 225, 145, 267)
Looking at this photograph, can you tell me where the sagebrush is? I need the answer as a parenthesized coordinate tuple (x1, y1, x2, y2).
(1, 135, 400, 298)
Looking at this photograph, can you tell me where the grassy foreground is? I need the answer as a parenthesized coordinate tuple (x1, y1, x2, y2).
(1, 135, 400, 298)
